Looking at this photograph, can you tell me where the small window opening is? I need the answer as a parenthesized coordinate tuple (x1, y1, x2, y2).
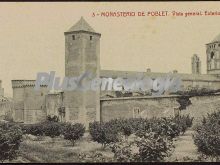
(90, 36, 93, 40)
(211, 52, 215, 59)
(72, 35, 75, 40)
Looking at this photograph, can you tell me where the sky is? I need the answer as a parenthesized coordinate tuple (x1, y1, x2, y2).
(0, 2, 220, 97)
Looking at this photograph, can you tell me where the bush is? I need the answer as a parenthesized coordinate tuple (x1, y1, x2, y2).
(42, 121, 62, 138)
(62, 123, 85, 145)
(193, 111, 220, 160)
(0, 124, 23, 163)
(89, 121, 121, 147)
(20, 121, 64, 138)
(89, 121, 106, 146)
(21, 123, 44, 136)
(148, 117, 180, 139)
(89, 115, 193, 146)
(173, 115, 194, 135)
(110, 132, 173, 162)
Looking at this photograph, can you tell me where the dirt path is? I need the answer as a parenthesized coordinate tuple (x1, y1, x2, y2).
(167, 129, 199, 162)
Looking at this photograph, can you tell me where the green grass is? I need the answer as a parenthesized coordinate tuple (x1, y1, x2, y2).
(12, 134, 113, 163)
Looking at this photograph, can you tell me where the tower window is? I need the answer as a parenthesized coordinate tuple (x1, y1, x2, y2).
(72, 35, 75, 40)
(90, 36, 93, 40)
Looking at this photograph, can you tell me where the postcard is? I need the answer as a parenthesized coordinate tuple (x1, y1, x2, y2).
(0, 1, 219, 163)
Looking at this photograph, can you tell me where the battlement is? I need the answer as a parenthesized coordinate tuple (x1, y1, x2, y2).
(11, 80, 48, 88)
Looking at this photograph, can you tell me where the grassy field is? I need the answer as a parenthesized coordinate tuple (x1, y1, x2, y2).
(7, 131, 204, 163)
(9, 132, 114, 163)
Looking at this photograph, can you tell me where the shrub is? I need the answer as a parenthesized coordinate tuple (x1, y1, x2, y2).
(42, 121, 62, 138)
(20, 121, 64, 138)
(110, 132, 173, 162)
(110, 135, 139, 162)
(132, 117, 181, 139)
(150, 117, 180, 139)
(0, 124, 23, 163)
(193, 111, 220, 160)
(89, 115, 193, 146)
(173, 115, 194, 135)
(121, 122, 133, 137)
(21, 123, 44, 136)
(136, 132, 173, 162)
(103, 121, 120, 144)
(62, 123, 85, 145)
(89, 121, 106, 146)
(89, 121, 121, 147)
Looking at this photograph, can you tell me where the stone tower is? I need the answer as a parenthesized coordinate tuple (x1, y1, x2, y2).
(64, 17, 101, 127)
(206, 34, 220, 74)
(191, 54, 201, 74)
(11, 80, 48, 123)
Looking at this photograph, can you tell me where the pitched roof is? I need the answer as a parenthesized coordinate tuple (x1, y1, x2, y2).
(100, 69, 220, 81)
(67, 17, 96, 33)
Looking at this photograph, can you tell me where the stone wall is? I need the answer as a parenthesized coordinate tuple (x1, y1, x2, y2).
(12, 86, 25, 122)
(180, 94, 220, 126)
(45, 92, 63, 120)
(100, 95, 181, 122)
(100, 94, 220, 124)
(12, 80, 48, 124)
(23, 86, 48, 124)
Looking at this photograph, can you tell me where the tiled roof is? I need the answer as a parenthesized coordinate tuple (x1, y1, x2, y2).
(66, 17, 95, 33)
(100, 69, 220, 81)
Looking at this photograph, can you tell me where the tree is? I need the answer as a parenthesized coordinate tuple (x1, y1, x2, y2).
(62, 123, 85, 146)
